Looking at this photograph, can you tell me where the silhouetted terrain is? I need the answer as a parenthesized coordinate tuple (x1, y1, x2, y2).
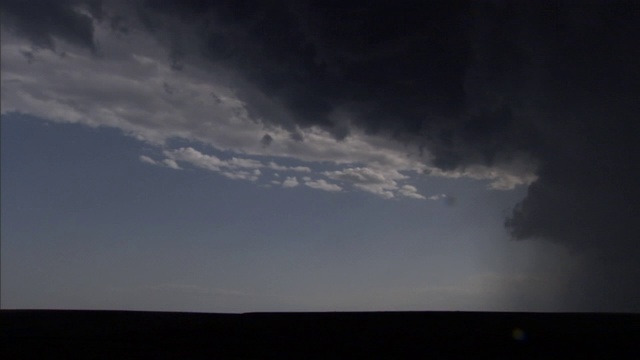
(2, 310, 638, 358)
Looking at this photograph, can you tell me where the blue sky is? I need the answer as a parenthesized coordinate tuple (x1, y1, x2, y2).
(1, 114, 573, 312)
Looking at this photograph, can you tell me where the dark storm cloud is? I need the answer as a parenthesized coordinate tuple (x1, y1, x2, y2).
(504, 1, 640, 311)
(134, 0, 640, 311)
(261, 133, 273, 147)
(132, 0, 550, 169)
(5, 0, 639, 310)
(136, 0, 473, 143)
(1, 0, 102, 52)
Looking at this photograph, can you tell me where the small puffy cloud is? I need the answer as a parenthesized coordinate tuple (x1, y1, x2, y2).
(222, 169, 260, 182)
(324, 167, 396, 184)
(267, 162, 287, 171)
(139, 155, 158, 165)
(423, 193, 455, 205)
(140, 155, 181, 170)
(361, 187, 394, 199)
(162, 147, 265, 181)
(161, 148, 320, 186)
(164, 147, 224, 171)
(323, 167, 414, 199)
(427, 193, 447, 200)
(162, 158, 181, 170)
(267, 162, 311, 173)
(398, 185, 426, 200)
(164, 147, 265, 171)
(304, 179, 342, 192)
(282, 176, 299, 188)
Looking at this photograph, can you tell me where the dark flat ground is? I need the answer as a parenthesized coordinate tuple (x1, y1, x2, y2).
(2, 310, 639, 359)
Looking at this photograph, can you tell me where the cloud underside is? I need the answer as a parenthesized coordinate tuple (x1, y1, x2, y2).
(3, 0, 640, 309)
(0, 4, 535, 200)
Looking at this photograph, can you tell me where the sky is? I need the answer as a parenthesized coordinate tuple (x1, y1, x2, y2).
(1, 0, 639, 313)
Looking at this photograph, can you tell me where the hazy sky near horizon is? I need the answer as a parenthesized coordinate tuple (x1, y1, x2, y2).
(4, 114, 569, 312)
(2, 0, 638, 312)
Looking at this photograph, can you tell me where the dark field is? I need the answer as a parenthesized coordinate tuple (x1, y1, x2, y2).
(2, 310, 639, 359)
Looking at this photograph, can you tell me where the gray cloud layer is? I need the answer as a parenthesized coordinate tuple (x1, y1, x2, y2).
(2, 0, 639, 311)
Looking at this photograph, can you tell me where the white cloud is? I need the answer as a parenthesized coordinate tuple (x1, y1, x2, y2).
(0, 20, 536, 197)
(164, 147, 225, 171)
(427, 193, 447, 201)
(324, 166, 403, 184)
(222, 170, 260, 182)
(289, 166, 312, 173)
(228, 157, 263, 169)
(282, 176, 299, 188)
(162, 147, 262, 181)
(424, 162, 538, 190)
(398, 185, 426, 200)
(304, 179, 342, 192)
(323, 167, 415, 199)
(267, 162, 311, 173)
(162, 158, 181, 170)
(140, 155, 182, 170)
(139, 155, 158, 165)
(163, 147, 268, 173)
